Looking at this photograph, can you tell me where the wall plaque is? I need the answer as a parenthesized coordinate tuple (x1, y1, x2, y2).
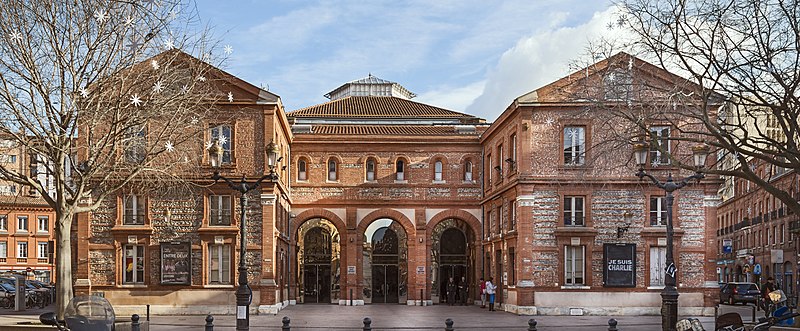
(161, 242, 191, 285)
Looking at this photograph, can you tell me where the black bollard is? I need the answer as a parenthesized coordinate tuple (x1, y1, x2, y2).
(131, 314, 140, 331)
(363, 317, 372, 331)
(204, 314, 214, 331)
(350, 289, 353, 306)
(752, 303, 756, 323)
(445, 318, 454, 331)
(527, 319, 537, 331)
(282, 316, 291, 331)
(146, 304, 150, 321)
(607, 318, 618, 331)
(420, 289, 423, 306)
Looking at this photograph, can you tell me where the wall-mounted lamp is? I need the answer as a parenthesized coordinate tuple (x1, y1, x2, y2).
(349, 237, 354, 243)
(505, 158, 516, 170)
(419, 237, 423, 243)
(616, 211, 633, 238)
(493, 165, 502, 172)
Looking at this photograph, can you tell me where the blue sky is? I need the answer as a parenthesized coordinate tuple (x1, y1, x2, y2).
(194, 0, 620, 121)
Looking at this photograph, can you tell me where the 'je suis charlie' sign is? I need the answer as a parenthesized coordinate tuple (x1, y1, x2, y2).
(603, 243, 636, 287)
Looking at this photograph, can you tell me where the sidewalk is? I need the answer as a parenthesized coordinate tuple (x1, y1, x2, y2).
(1, 304, 718, 330)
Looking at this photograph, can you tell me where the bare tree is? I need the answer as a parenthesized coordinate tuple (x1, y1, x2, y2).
(0, 0, 222, 317)
(577, 0, 800, 215)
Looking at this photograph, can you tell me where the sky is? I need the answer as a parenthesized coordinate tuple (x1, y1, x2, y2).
(194, 0, 625, 122)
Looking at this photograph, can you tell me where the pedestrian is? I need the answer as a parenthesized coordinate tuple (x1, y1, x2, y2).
(485, 277, 497, 311)
(458, 276, 468, 306)
(479, 277, 486, 308)
(446, 277, 457, 306)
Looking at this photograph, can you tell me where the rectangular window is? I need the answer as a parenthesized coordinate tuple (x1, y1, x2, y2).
(208, 244, 231, 284)
(509, 247, 516, 286)
(17, 216, 28, 231)
(38, 242, 48, 259)
(510, 200, 517, 230)
(650, 196, 666, 226)
(210, 125, 232, 164)
(209, 195, 232, 226)
(510, 134, 517, 165)
(0, 215, 6, 231)
(649, 126, 671, 165)
(327, 160, 337, 181)
(37, 216, 48, 233)
(396, 160, 405, 181)
(563, 126, 585, 165)
(123, 245, 145, 284)
(17, 241, 28, 258)
(649, 246, 666, 286)
(366, 161, 375, 181)
(0, 154, 17, 163)
(487, 154, 492, 185)
(124, 195, 146, 225)
(124, 125, 147, 163)
(434, 161, 443, 181)
(497, 145, 503, 176)
(0, 241, 6, 258)
(565, 245, 585, 285)
(464, 161, 473, 182)
(298, 160, 307, 181)
(563, 196, 585, 226)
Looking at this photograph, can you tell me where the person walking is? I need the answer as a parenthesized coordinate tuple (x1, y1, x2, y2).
(458, 276, 468, 306)
(479, 277, 486, 308)
(446, 277, 457, 306)
(485, 277, 497, 311)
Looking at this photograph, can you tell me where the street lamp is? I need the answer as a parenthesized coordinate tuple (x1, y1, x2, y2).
(208, 140, 280, 331)
(633, 143, 709, 331)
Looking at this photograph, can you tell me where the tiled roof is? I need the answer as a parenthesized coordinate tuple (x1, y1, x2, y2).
(300, 125, 482, 136)
(0, 194, 50, 207)
(289, 96, 478, 119)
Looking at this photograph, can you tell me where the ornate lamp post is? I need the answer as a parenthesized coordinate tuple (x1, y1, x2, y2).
(208, 140, 280, 331)
(633, 143, 709, 331)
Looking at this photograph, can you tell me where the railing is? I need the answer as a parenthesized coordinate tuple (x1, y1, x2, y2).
(779, 208, 785, 218)
(37, 258, 48, 264)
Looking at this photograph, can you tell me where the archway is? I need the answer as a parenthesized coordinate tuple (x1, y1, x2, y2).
(363, 218, 407, 304)
(430, 218, 474, 304)
(297, 218, 340, 304)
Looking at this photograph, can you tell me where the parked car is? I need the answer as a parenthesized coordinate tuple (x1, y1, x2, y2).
(720, 282, 762, 305)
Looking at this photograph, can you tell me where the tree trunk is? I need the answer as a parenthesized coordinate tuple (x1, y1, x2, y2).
(55, 211, 73, 321)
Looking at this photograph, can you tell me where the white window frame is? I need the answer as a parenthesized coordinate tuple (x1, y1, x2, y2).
(37, 216, 48, 233)
(366, 159, 375, 181)
(0, 241, 6, 258)
(17, 216, 28, 232)
(649, 126, 671, 165)
(510, 200, 517, 230)
(124, 195, 145, 225)
(124, 125, 147, 163)
(17, 241, 28, 258)
(564, 245, 585, 286)
(650, 196, 667, 226)
(123, 244, 145, 284)
(434, 160, 443, 181)
(563, 196, 585, 226)
(563, 126, 585, 165)
(649, 246, 666, 287)
(464, 161, 473, 182)
(37, 242, 48, 259)
(208, 244, 231, 284)
(0, 215, 6, 231)
(209, 195, 232, 226)
(511, 134, 517, 165)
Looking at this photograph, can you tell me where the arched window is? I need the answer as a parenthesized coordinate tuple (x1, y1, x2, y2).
(396, 159, 405, 181)
(366, 159, 376, 181)
(328, 159, 337, 181)
(464, 161, 473, 181)
(434, 160, 443, 181)
(298, 159, 307, 181)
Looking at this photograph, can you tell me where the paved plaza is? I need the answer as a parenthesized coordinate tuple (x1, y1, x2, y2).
(2, 304, 744, 330)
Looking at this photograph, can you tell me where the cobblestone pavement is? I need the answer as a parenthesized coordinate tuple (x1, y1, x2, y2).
(2, 303, 776, 331)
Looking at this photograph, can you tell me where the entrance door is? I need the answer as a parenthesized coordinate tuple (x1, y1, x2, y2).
(303, 265, 331, 303)
(438, 265, 467, 304)
(372, 265, 399, 303)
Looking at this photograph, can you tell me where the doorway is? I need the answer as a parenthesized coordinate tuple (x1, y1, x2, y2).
(372, 265, 399, 303)
(438, 228, 468, 304)
(363, 219, 407, 304)
(303, 264, 331, 303)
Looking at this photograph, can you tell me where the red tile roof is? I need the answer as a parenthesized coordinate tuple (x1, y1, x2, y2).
(302, 125, 482, 136)
(289, 96, 478, 119)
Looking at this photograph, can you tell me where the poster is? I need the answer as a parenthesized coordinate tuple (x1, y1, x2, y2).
(603, 243, 636, 287)
(161, 242, 191, 285)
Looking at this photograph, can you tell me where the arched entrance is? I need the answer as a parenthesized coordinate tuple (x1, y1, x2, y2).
(430, 218, 474, 304)
(363, 219, 407, 304)
(297, 218, 340, 304)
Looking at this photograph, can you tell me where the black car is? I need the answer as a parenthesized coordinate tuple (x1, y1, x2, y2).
(720, 282, 761, 305)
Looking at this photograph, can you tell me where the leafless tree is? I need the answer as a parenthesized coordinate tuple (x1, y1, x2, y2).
(0, 0, 223, 317)
(577, 0, 800, 216)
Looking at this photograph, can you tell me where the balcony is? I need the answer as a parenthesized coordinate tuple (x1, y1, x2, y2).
(753, 215, 762, 225)
(37, 258, 48, 264)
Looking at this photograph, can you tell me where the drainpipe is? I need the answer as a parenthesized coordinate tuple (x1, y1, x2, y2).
(480, 146, 485, 279)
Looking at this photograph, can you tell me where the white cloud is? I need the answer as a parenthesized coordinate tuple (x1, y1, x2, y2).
(415, 80, 486, 113)
(465, 6, 631, 121)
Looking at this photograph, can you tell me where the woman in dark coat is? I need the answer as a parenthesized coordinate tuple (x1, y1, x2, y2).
(446, 277, 457, 306)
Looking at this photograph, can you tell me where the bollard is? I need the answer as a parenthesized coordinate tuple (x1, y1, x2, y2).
(147, 304, 150, 321)
(527, 319, 537, 331)
(714, 304, 719, 330)
(131, 314, 140, 331)
(282, 316, 291, 331)
(205, 314, 214, 331)
(350, 289, 353, 306)
(752, 303, 756, 323)
(420, 289, 424, 306)
(363, 317, 372, 331)
(445, 318, 454, 331)
(607, 318, 618, 331)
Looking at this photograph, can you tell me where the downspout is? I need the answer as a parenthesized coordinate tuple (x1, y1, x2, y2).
(480, 145, 485, 279)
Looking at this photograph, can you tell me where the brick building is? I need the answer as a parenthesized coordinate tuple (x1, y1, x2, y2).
(75, 52, 722, 316)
